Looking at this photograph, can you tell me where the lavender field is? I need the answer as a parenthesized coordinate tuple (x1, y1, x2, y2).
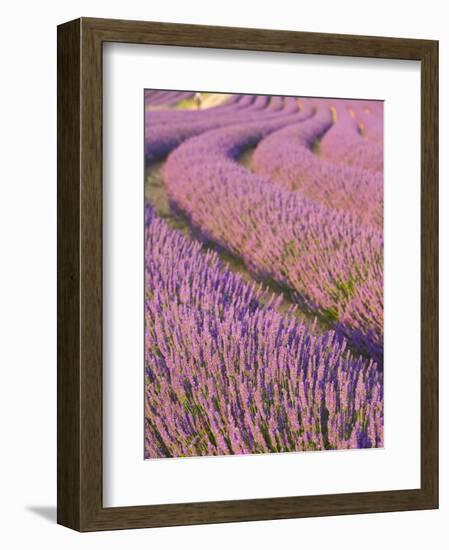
(144, 90, 384, 459)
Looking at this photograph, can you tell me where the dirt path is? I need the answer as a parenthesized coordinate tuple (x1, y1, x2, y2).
(237, 147, 256, 170)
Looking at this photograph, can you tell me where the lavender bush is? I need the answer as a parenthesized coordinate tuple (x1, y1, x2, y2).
(251, 103, 383, 226)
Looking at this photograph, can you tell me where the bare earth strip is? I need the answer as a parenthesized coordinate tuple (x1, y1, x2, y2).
(237, 146, 256, 169)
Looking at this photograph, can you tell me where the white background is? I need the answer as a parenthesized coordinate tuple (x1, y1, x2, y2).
(0, 1, 446, 548)
(103, 44, 420, 506)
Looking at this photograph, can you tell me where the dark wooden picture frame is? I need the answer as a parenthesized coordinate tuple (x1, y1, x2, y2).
(57, 17, 438, 531)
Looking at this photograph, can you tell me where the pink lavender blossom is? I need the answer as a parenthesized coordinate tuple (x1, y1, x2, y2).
(144, 207, 383, 458)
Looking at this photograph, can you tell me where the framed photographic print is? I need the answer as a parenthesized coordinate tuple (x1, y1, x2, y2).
(57, 17, 438, 531)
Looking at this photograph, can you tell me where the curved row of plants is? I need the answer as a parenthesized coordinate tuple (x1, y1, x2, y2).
(145, 206, 383, 458)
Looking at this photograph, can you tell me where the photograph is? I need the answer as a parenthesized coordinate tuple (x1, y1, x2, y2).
(144, 90, 384, 459)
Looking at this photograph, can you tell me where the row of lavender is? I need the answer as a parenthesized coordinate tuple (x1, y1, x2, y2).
(145, 206, 383, 457)
(144, 90, 194, 107)
(162, 99, 383, 362)
(251, 101, 383, 226)
(145, 94, 303, 163)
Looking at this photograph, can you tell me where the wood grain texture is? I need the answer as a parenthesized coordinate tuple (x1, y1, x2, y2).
(420, 40, 439, 504)
(57, 18, 81, 531)
(57, 17, 439, 532)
